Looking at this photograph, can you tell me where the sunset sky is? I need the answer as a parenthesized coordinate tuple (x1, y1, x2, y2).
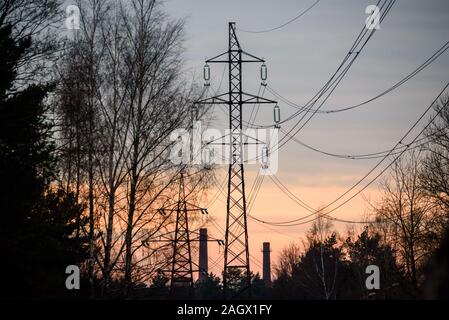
(162, 0, 449, 276)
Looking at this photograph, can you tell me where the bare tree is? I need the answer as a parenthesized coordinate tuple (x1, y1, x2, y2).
(420, 94, 449, 230)
(274, 243, 301, 280)
(375, 151, 438, 288)
(55, 0, 209, 297)
(273, 216, 341, 300)
(301, 216, 340, 300)
(306, 212, 334, 244)
(55, 0, 109, 296)
(119, 0, 188, 293)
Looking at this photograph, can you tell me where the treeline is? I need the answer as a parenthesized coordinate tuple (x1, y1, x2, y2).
(271, 94, 449, 299)
(0, 0, 210, 299)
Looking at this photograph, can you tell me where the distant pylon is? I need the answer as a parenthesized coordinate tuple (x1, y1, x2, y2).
(169, 171, 193, 297)
(158, 171, 208, 298)
(197, 22, 277, 299)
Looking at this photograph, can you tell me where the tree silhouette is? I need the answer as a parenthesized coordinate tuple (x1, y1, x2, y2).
(194, 273, 222, 300)
(0, 24, 88, 298)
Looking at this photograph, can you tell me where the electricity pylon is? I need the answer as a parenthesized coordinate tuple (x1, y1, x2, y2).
(157, 171, 208, 298)
(198, 22, 277, 299)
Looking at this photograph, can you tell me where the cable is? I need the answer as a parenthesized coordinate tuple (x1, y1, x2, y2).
(269, 174, 316, 212)
(256, 0, 396, 163)
(248, 165, 370, 225)
(280, 125, 449, 160)
(261, 39, 449, 118)
(211, 64, 228, 118)
(247, 85, 266, 129)
(208, 218, 263, 272)
(252, 172, 374, 225)
(278, 0, 395, 145)
(206, 169, 227, 207)
(248, 84, 265, 123)
(248, 170, 265, 214)
(252, 81, 449, 226)
(249, 215, 300, 240)
(204, 0, 401, 230)
(209, 170, 301, 242)
(213, 173, 298, 261)
(242, 0, 396, 164)
(238, 0, 321, 34)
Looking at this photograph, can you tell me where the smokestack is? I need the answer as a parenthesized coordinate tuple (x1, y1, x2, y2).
(199, 228, 208, 281)
(262, 242, 271, 288)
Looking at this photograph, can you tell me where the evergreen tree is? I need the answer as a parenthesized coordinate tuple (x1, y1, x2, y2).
(194, 273, 222, 300)
(345, 230, 413, 299)
(0, 24, 88, 298)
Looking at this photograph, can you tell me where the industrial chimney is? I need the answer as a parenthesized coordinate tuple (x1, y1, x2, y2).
(199, 228, 208, 281)
(262, 242, 271, 288)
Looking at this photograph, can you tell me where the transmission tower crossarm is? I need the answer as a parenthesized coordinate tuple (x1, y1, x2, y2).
(197, 92, 276, 105)
(207, 51, 265, 65)
(241, 51, 265, 63)
(206, 51, 229, 63)
(241, 92, 277, 104)
(197, 92, 229, 104)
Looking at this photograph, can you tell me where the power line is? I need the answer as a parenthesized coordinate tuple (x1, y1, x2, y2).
(247, 85, 265, 128)
(206, 168, 228, 207)
(210, 170, 304, 240)
(238, 0, 321, 34)
(277, 0, 396, 151)
(260, 39, 449, 118)
(240, 0, 397, 165)
(280, 125, 449, 160)
(251, 172, 375, 225)
(280, 0, 394, 137)
(199, 0, 445, 258)
(209, 217, 264, 271)
(251, 81, 449, 226)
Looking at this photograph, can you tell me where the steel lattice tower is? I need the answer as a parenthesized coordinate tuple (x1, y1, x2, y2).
(169, 172, 193, 296)
(157, 171, 208, 298)
(198, 22, 276, 299)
